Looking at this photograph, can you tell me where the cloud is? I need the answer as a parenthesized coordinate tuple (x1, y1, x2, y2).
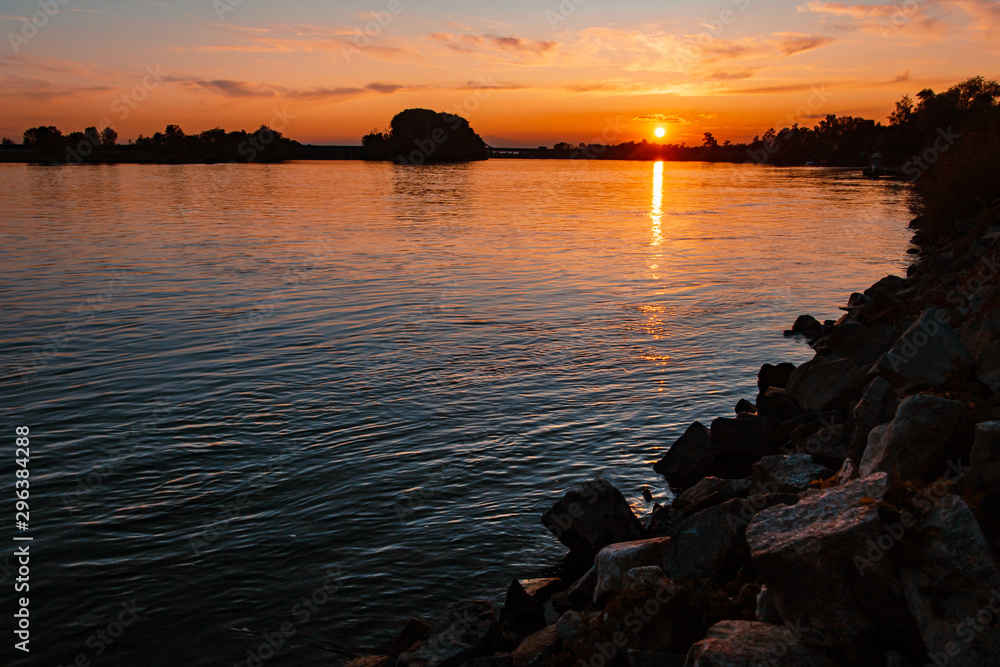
(798, 1, 952, 38)
(707, 68, 761, 80)
(426, 32, 558, 61)
(888, 69, 910, 83)
(771, 33, 837, 55)
(0, 75, 114, 101)
(946, 0, 1000, 32)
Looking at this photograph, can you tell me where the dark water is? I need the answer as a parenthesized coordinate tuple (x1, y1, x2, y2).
(0, 160, 913, 665)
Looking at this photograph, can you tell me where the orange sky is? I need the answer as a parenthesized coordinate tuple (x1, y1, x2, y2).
(2, 0, 998, 146)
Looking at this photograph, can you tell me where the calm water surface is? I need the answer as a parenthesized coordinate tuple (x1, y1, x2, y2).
(0, 160, 913, 665)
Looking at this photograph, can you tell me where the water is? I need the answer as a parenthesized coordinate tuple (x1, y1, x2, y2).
(0, 160, 913, 666)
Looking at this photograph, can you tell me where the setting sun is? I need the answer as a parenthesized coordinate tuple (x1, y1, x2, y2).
(654, 127, 666, 138)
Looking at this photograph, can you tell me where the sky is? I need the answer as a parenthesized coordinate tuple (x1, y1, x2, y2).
(1, 0, 999, 146)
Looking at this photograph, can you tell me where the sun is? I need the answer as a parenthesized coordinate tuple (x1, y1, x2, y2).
(654, 127, 666, 138)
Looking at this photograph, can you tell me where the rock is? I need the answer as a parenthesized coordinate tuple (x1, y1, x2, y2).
(646, 504, 684, 538)
(664, 499, 752, 584)
(875, 307, 975, 389)
(708, 416, 776, 477)
(593, 538, 672, 605)
(467, 656, 513, 667)
(859, 394, 970, 481)
(751, 454, 833, 494)
(898, 494, 1000, 667)
(786, 355, 868, 413)
(758, 362, 797, 394)
(790, 314, 824, 337)
(551, 566, 598, 613)
(510, 625, 561, 667)
(653, 422, 715, 490)
(517, 578, 560, 602)
(398, 600, 499, 667)
(542, 478, 644, 556)
(755, 586, 782, 625)
(789, 420, 850, 469)
(755, 388, 806, 437)
(683, 621, 838, 667)
(972, 420, 1000, 466)
(734, 398, 756, 415)
(499, 580, 546, 649)
(670, 478, 751, 517)
(346, 657, 390, 667)
(829, 323, 898, 368)
(388, 618, 432, 660)
(553, 610, 599, 645)
(745, 473, 915, 646)
(848, 377, 898, 462)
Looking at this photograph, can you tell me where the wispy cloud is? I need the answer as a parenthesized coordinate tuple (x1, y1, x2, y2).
(798, 1, 952, 39)
(427, 32, 558, 61)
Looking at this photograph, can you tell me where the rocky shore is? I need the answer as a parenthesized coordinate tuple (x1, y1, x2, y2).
(348, 205, 1000, 667)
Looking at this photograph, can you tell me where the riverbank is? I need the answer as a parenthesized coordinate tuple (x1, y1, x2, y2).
(347, 203, 1000, 666)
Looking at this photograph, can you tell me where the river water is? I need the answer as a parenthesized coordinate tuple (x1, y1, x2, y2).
(0, 160, 913, 665)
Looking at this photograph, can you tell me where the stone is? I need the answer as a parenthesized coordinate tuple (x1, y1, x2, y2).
(876, 307, 976, 389)
(551, 566, 598, 613)
(517, 578, 560, 602)
(346, 657, 390, 667)
(684, 621, 838, 667)
(789, 420, 850, 469)
(553, 610, 599, 645)
(398, 600, 499, 667)
(972, 420, 1000, 466)
(388, 618, 432, 660)
(751, 454, 833, 494)
(593, 538, 672, 605)
(499, 580, 546, 649)
(791, 314, 824, 337)
(755, 586, 782, 625)
(542, 478, 645, 556)
(467, 656, 513, 667)
(708, 416, 776, 477)
(745, 473, 915, 646)
(755, 389, 806, 437)
(848, 377, 898, 462)
(646, 504, 684, 538)
(653, 422, 715, 490)
(510, 625, 561, 667)
(758, 362, 796, 394)
(898, 494, 1000, 667)
(786, 355, 868, 413)
(859, 394, 970, 481)
(670, 477, 751, 517)
(664, 499, 752, 584)
(734, 398, 756, 414)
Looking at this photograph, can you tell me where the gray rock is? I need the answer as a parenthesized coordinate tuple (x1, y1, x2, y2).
(542, 478, 644, 555)
(790, 420, 850, 469)
(510, 625, 561, 667)
(786, 355, 868, 413)
(593, 538, 672, 605)
(848, 377, 898, 462)
(627, 649, 686, 667)
(899, 494, 1000, 667)
(683, 621, 838, 667)
(755, 586, 782, 625)
(791, 314, 824, 337)
(653, 422, 715, 490)
(398, 600, 499, 667)
(859, 394, 969, 481)
(671, 477, 752, 517)
(552, 566, 597, 612)
(977, 340, 1000, 394)
(745, 473, 914, 646)
(664, 499, 751, 584)
(389, 618, 432, 660)
(553, 610, 599, 645)
(876, 307, 975, 389)
(499, 580, 546, 649)
(972, 420, 1000, 466)
(751, 454, 833, 494)
(734, 398, 756, 415)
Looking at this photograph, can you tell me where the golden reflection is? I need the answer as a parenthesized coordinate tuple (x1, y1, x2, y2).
(650, 161, 663, 246)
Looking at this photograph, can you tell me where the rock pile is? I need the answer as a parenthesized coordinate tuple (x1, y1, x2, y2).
(349, 211, 1000, 665)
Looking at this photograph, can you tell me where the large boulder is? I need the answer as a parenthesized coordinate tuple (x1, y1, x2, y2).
(653, 422, 715, 490)
(859, 394, 970, 481)
(847, 377, 898, 462)
(708, 416, 776, 477)
(745, 473, 915, 646)
(875, 307, 975, 389)
(542, 478, 644, 556)
(751, 454, 833, 494)
(498, 580, 547, 649)
(670, 477, 751, 517)
(758, 362, 796, 394)
(971, 420, 1000, 466)
(510, 625, 561, 667)
(592, 537, 672, 605)
(664, 499, 753, 584)
(683, 621, 838, 667)
(398, 600, 499, 667)
(898, 494, 1000, 667)
(786, 355, 868, 413)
